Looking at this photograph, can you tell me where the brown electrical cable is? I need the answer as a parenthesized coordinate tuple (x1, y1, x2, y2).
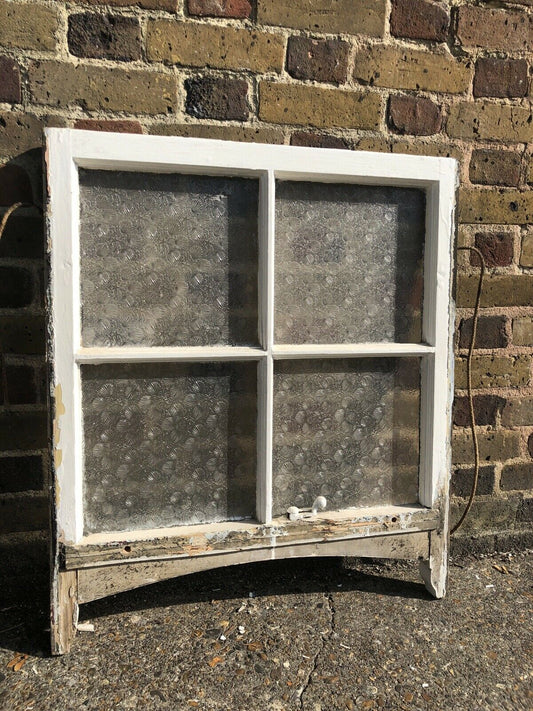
(451, 246, 485, 535)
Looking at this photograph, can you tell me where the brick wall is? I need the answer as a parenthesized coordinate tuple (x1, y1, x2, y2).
(0, 0, 531, 550)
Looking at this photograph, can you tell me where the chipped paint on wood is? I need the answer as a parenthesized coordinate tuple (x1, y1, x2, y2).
(77, 531, 430, 603)
(64, 507, 440, 569)
(50, 570, 78, 655)
(53, 383, 65, 471)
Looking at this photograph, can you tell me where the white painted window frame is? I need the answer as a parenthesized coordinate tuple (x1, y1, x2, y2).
(46, 128, 456, 547)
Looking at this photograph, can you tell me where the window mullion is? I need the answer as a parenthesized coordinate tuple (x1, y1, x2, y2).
(257, 171, 275, 523)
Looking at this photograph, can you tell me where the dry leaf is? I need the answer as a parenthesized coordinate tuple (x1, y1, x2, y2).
(207, 656, 224, 668)
(187, 701, 199, 708)
(219, 621, 230, 630)
(247, 642, 263, 652)
(7, 653, 28, 671)
(493, 564, 511, 575)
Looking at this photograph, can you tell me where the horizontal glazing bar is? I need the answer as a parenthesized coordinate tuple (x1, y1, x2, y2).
(76, 346, 268, 364)
(272, 343, 435, 359)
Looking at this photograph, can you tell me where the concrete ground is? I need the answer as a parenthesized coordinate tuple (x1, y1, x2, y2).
(0, 546, 532, 711)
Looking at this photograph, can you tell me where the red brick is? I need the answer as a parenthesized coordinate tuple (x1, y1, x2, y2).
(388, 95, 442, 136)
(470, 232, 514, 267)
(286, 37, 349, 85)
(0, 57, 21, 103)
(459, 315, 509, 349)
(290, 132, 349, 149)
(187, 0, 251, 18)
(474, 58, 528, 99)
(453, 395, 506, 427)
(500, 464, 533, 492)
(68, 13, 142, 61)
(185, 77, 249, 121)
(390, 0, 449, 41)
(469, 150, 521, 188)
(456, 6, 532, 52)
(74, 119, 143, 134)
(0, 165, 33, 206)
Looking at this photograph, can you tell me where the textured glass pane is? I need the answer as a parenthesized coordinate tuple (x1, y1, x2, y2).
(272, 358, 420, 516)
(79, 170, 259, 347)
(82, 362, 256, 534)
(275, 182, 425, 344)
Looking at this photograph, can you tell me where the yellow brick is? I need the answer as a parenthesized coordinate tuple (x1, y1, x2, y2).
(258, 0, 386, 36)
(147, 21, 284, 73)
(0, 112, 43, 157)
(452, 430, 522, 465)
(520, 229, 533, 267)
(150, 123, 285, 144)
(259, 82, 382, 129)
(353, 46, 471, 94)
(355, 137, 462, 160)
(448, 102, 533, 142)
(458, 188, 533, 224)
(29, 61, 176, 115)
(457, 274, 533, 308)
(512, 318, 533, 347)
(455, 355, 531, 389)
(0, 1, 59, 51)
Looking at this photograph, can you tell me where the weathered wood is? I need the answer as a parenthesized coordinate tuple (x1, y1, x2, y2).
(78, 531, 429, 603)
(50, 570, 78, 655)
(419, 527, 448, 598)
(65, 506, 440, 569)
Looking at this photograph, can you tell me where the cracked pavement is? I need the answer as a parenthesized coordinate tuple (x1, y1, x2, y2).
(1, 550, 532, 710)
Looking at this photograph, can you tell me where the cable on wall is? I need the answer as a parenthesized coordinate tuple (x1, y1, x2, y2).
(451, 246, 485, 535)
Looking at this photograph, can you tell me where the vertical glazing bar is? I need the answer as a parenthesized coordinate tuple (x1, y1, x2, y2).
(256, 171, 275, 523)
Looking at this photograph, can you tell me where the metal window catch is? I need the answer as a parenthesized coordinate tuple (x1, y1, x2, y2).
(287, 496, 327, 521)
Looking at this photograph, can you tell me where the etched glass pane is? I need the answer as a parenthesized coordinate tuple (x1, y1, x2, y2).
(272, 358, 420, 517)
(82, 362, 257, 534)
(79, 170, 259, 347)
(274, 182, 425, 344)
